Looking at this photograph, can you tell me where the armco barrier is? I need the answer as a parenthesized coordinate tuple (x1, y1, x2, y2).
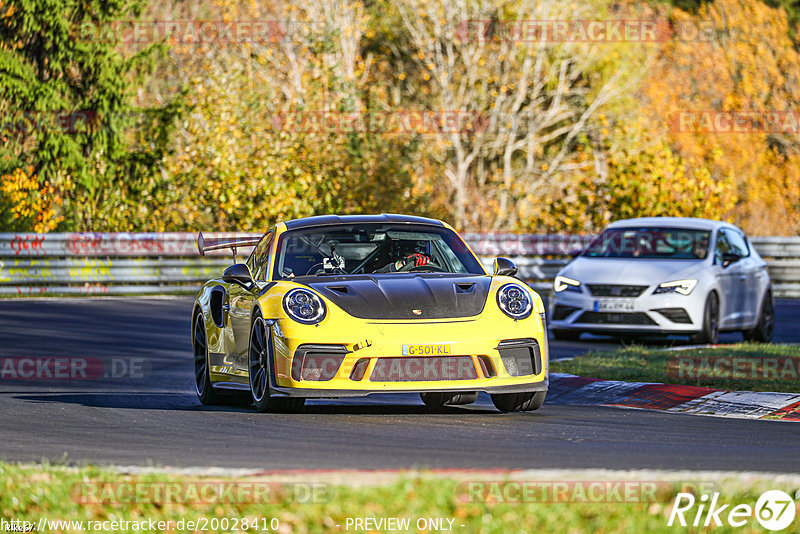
(0, 233, 798, 297)
(0, 233, 248, 296)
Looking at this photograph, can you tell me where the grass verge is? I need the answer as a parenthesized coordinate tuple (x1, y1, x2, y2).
(551, 343, 800, 393)
(2, 462, 799, 533)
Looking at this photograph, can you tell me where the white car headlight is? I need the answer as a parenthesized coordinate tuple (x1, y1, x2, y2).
(497, 283, 533, 320)
(653, 279, 698, 296)
(554, 276, 581, 293)
(283, 288, 327, 324)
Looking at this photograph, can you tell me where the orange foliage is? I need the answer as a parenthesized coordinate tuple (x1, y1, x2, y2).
(641, 0, 800, 235)
(0, 167, 63, 232)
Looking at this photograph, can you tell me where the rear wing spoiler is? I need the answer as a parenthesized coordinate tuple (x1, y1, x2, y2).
(197, 232, 262, 260)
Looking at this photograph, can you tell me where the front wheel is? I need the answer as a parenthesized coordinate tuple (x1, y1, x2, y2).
(690, 292, 720, 345)
(743, 290, 774, 342)
(249, 315, 305, 413)
(491, 390, 546, 412)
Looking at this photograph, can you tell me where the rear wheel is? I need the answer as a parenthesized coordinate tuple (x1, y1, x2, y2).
(249, 314, 305, 413)
(193, 313, 220, 405)
(690, 292, 719, 345)
(552, 329, 581, 341)
(491, 390, 546, 412)
(743, 290, 774, 342)
(420, 392, 478, 407)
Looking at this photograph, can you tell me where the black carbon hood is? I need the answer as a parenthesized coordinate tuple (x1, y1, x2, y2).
(301, 274, 492, 320)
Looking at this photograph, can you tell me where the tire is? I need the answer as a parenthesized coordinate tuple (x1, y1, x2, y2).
(490, 390, 546, 412)
(552, 329, 581, 341)
(690, 292, 720, 345)
(743, 290, 775, 343)
(249, 313, 305, 413)
(420, 392, 478, 407)
(193, 312, 221, 405)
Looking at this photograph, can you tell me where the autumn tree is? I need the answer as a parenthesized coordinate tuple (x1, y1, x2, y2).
(394, 0, 650, 230)
(529, 120, 738, 232)
(4, 0, 799, 235)
(148, 0, 433, 231)
(0, 0, 179, 231)
(641, 0, 800, 234)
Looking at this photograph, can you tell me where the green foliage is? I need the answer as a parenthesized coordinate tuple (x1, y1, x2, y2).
(0, 0, 180, 230)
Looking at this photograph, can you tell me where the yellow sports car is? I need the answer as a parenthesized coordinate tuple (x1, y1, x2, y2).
(192, 214, 548, 412)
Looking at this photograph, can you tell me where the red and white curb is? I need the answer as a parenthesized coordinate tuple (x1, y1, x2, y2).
(549, 373, 800, 421)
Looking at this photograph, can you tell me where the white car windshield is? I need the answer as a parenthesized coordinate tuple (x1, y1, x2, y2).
(583, 228, 711, 259)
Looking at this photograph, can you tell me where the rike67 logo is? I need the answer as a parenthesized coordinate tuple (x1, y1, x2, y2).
(668, 490, 796, 531)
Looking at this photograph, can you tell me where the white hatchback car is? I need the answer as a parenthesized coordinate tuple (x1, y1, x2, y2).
(549, 217, 774, 343)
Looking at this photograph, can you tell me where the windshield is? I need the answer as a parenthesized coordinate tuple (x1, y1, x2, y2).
(583, 227, 711, 260)
(272, 223, 485, 278)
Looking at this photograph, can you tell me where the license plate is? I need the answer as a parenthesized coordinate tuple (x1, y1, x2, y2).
(402, 344, 451, 356)
(594, 299, 637, 312)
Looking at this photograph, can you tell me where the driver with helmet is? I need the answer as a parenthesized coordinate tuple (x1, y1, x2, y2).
(376, 240, 432, 273)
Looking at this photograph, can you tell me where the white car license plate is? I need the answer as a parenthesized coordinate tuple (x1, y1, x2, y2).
(594, 299, 637, 312)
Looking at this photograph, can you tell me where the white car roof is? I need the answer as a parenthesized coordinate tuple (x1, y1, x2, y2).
(605, 217, 738, 232)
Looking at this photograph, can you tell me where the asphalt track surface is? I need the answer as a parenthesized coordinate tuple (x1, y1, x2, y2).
(1, 297, 799, 472)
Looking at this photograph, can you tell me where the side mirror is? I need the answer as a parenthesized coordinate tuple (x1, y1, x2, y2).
(721, 252, 741, 268)
(222, 263, 254, 287)
(493, 257, 518, 277)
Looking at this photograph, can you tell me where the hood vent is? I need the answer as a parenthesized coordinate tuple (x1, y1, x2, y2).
(327, 285, 351, 295)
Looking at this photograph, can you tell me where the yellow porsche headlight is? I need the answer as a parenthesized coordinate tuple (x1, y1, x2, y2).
(283, 288, 327, 324)
(496, 283, 533, 320)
